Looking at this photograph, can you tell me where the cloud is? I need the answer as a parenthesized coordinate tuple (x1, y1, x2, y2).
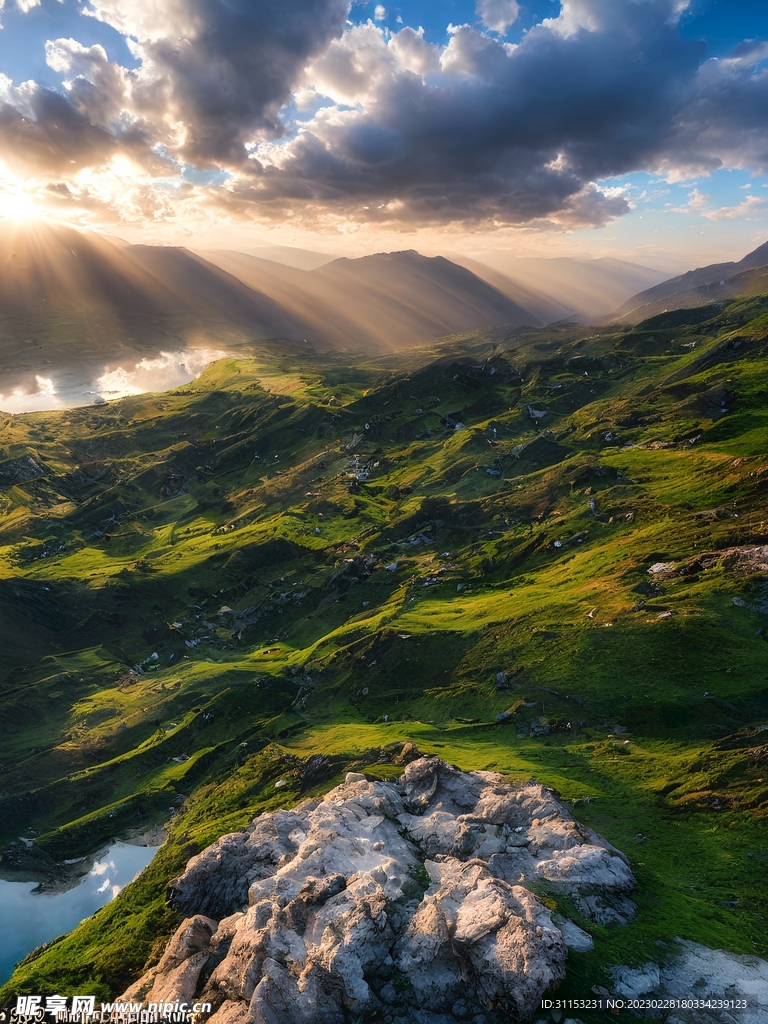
(1, 0, 767, 233)
(703, 194, 766, 221)
(45, 39, 134, 130)
(668, 186, 711, 214)
(79, 0, 351, 167)
(240, 0, 704, 227)
(476, 0, 520, 35)
(0, 77, 118, 176)
(96, 349, 227, 399)
(653, 44, 768, 180)
(0, 375, 65, 414)
(388, 27, 440, 77)
(91, 858, 116, 876)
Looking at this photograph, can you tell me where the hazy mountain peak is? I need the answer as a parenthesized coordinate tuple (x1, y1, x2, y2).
(739, 238, 768, 269)
(614, 238, 768, 322)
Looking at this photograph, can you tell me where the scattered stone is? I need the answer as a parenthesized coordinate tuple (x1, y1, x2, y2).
(573, 892, 637, 926)
(555, 917, 594, 952)
(0, 454, 46, 486)
(394, 742, 421, 765)
(634, 579, 665, 597)
(611, 962, 661, 998)
(649, 562, 676, 574)
(733, 593, 768, 614)
(136, 758, 636, 1023)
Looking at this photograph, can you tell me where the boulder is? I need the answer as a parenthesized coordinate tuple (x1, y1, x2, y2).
(126, 758, 638, 1023)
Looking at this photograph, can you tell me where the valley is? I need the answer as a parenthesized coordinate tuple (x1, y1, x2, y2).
(0, 295, 767, 1014)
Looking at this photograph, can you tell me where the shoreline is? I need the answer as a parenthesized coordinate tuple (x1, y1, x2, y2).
(0, 825, 167, 894)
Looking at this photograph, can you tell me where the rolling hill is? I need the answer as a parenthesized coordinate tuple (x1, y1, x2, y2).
(613, 239, 768, 322)
(1, 294, 767, 1009)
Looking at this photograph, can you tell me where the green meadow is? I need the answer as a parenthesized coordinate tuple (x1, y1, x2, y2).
(1, 299, 767, 1015)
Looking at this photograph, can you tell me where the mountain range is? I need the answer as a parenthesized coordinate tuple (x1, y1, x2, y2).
(5, 221, 768, 412)
(0, 225, 534, 406)
(196, 248, 533, 350)
(453, 252, 669, 321)
(0, 222, 670, 408)
(613, 239, 768, 321)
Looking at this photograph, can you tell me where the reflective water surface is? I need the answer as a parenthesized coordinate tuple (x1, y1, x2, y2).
(0, 842, 159, 985)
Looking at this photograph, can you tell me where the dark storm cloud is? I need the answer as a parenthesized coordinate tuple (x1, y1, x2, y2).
(2, 0, 768, 228)
(81, 0, 352, 166)
(0, 85, 116, 176)
(238, 0, 707, 225)
(661, 42, 768, 176)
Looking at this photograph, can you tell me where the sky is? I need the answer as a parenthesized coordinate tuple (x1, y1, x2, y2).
(0, 0, 767, 268)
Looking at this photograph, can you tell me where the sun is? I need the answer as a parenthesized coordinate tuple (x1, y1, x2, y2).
(0, 187, 41, 222)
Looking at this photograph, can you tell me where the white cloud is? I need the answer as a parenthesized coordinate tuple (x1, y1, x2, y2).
(476, 0, 520, 35)
(308, 22, 395, 105)
(374, 4, 385, 21)
(668, 187, 711, 214)
(703, 194, 766, 221)
(440, 24, 510, 78)
(96, 348, 227, 399)
(91, 858, 116, 877)
(388, 27, 440, 77)
(0, 375, 63, 414)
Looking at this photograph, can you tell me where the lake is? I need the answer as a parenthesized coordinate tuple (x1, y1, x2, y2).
(0, 842, 159, 985)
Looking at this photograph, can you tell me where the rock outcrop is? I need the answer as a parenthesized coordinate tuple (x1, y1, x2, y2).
(125, 756, 635, 1023)
(611, 940, 768, 1024)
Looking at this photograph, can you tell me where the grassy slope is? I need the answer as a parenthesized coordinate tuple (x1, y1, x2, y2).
(1, 303, 767, 1014)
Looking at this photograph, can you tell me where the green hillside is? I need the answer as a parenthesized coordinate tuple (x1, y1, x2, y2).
(1, 297, 767, 1011)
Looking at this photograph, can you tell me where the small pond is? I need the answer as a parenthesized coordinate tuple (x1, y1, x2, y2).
(0, 842, 159, 985)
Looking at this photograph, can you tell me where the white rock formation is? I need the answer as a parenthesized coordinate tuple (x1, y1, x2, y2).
(611, 940, 768, 1024)
(124, 756, 636, 1023)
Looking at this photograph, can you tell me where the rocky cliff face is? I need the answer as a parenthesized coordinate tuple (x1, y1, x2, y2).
(124, 756, 635, 1023)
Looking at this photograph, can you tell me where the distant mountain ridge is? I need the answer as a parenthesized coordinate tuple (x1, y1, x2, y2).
(196, 248, 534, 351)
(0, 222, 295, 332)
(0, 224, 538, 407)
(612, 240, 768, 322)
(453, 252, 669, 322)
